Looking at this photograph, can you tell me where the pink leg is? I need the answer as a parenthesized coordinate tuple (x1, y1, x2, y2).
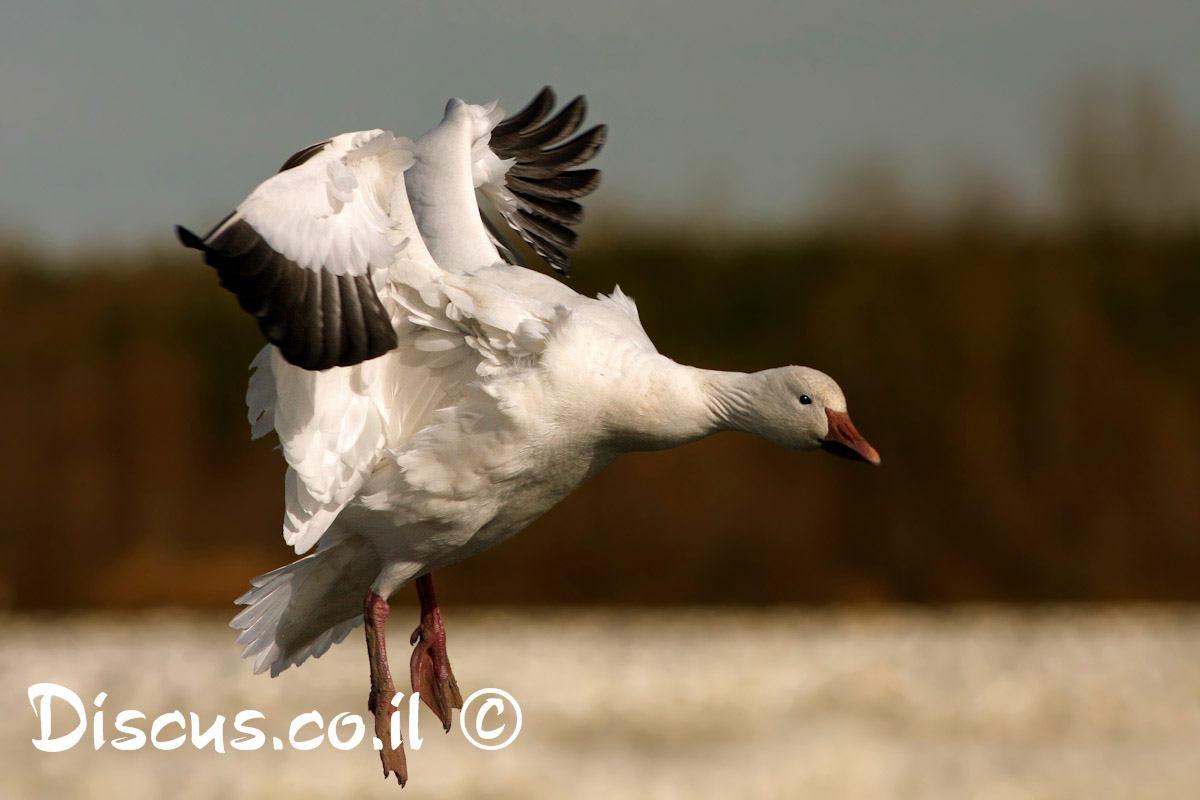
(410, 574, 464, 731)
(364, 591, 406, 786)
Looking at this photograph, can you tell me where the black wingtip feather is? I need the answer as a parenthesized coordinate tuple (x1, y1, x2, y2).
(492, 86, 555, 139)
(515, 209, 579, 252)
(488, 89, 606, 276)
(491, 96, 587, 151)
(480, 211, 528, 267)
(511, 191, 584, 226)
(278, 140, 331, 173)
(176, 216, 397, 371)
(507, 125, 607, 179)
(508, 169, 601, 201)
(176, 225, 204, 250)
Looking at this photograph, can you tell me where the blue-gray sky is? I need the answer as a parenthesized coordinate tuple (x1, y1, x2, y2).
(2, 0, 1198, 252)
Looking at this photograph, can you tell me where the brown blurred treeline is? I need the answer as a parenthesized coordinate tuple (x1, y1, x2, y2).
(2, 79, 1199, 610)
(3, 225, 1198, 610)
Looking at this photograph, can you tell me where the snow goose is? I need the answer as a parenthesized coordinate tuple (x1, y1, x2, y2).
(176, 87, 879, 785)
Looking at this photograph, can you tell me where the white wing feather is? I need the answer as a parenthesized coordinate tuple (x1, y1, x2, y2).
(235, 129, 412, 281)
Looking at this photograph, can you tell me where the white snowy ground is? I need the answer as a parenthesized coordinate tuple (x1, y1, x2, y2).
(3, 607, 1199, 800)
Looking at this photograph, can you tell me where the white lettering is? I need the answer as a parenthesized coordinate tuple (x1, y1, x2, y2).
(189, 713, 226, 754)
(326, 712, 364, 750)
(111, 710, 147, 751)
(92, 692, 107, 749)
(389, 693, 403, 750)
(150, 711, 186, 750)
(288, 711, 324, 751)
(408, 692, 423, 750)
(28, 683, 86, 753)
(230, 710, 265, 751)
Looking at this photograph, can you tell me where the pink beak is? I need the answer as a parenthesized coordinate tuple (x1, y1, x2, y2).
(821, 409, 881, 465)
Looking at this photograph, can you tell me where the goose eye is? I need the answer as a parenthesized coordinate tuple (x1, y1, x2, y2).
(799, 395, 812, 405)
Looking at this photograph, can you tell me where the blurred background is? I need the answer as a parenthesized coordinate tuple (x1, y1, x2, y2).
(3, 2, 1200, 798)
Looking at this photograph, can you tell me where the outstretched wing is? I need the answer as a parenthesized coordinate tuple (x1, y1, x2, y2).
(176, 129, 413, 370)
(179, 126, 455, 553)
(480, 87, 607, 275)
(402, 87, 606, 277)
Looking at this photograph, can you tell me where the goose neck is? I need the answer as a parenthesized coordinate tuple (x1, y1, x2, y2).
(604, 359, 755, 452)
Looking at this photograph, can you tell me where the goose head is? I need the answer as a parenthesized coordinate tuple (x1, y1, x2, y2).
(730, 366, 880, 465)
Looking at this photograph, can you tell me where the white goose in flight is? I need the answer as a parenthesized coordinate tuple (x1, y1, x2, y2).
(177, 87, 879, 786)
